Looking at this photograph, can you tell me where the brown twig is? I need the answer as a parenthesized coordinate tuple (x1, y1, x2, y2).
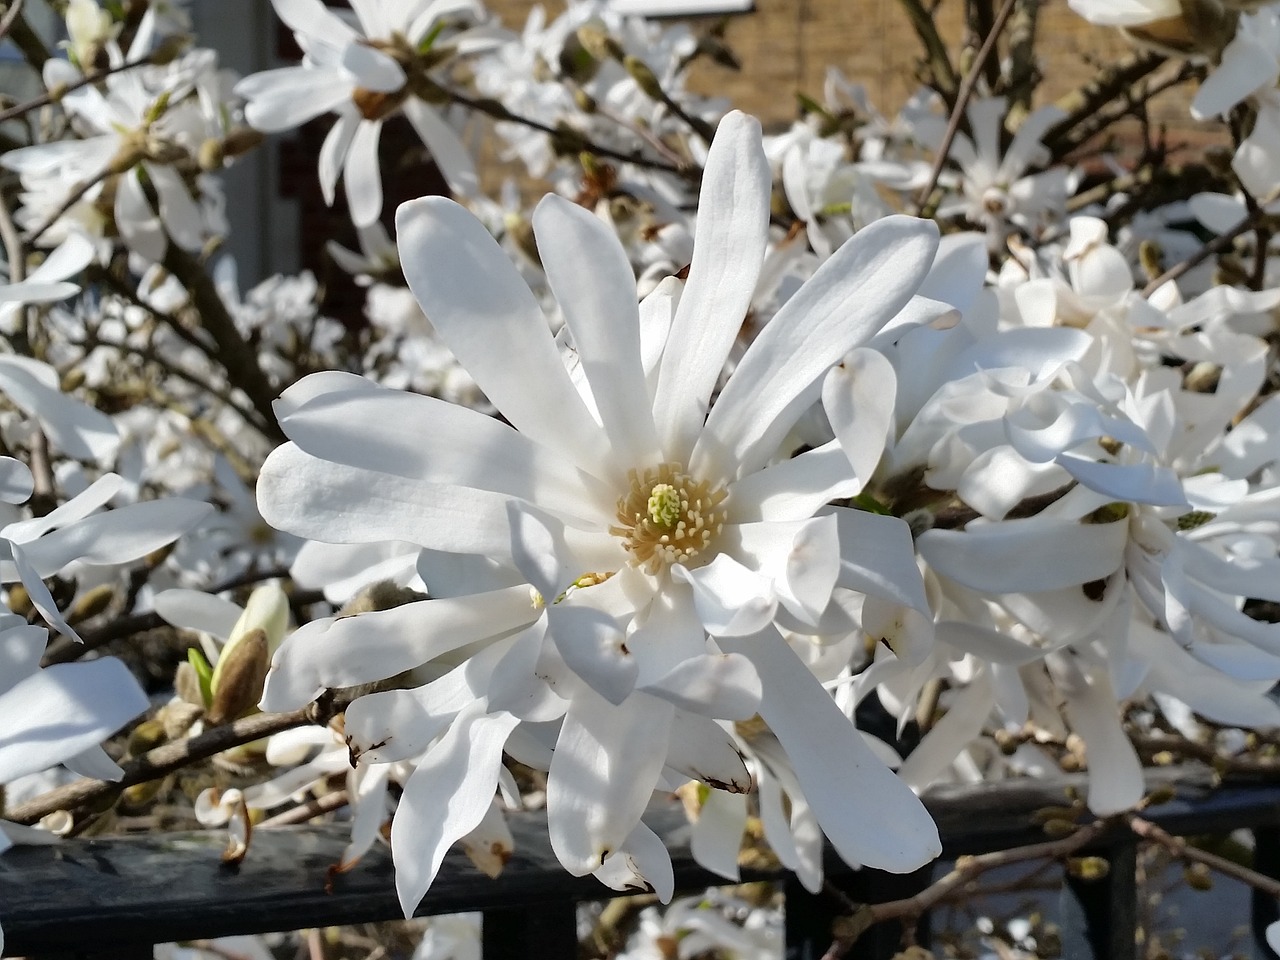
(161, 244, 286, 441)
(1128, 814, 1280, 899)
(896, 0, 960, 108)
(6, 694, 349, 825)
(1141, 208, 1268, 297)
(258, 789, 350, 828)
(0, 0, 24, 45)
(912, 0, 1020, 216)
(822, 819, 1112, 957)
(0, 54, 166, 126)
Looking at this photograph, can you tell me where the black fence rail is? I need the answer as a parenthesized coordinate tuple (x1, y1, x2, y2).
(3, 771, 1280, 960)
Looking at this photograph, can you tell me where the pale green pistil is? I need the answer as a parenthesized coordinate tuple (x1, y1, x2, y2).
(647, 483, 682, 528)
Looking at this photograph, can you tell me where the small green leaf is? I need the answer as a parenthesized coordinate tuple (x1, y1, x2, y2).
(188, 647, 214, 706)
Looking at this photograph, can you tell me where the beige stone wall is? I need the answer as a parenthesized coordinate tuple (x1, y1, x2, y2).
(485, 0, 1203, 134)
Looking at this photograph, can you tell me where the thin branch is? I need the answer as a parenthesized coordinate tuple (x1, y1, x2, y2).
(0, 0, 25, 45)
(6, 693, 350, 825)
(822, 819, 1111, 957)
(1141, 208, 1267, 297)
(896, 0, 960, 107)
(444, 86, 693, 178)
(0, 54, 166, 126)
(912, 0, 1020, 216)
(161, 244, 286, 441)
(1129, 814, 1280, 899)
(1042, 50, 1167, 160)
(258, 789, 350, 828)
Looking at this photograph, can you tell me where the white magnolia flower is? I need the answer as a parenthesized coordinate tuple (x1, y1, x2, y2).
(257, 111, 943, 911)
(235, 0, 492, 225)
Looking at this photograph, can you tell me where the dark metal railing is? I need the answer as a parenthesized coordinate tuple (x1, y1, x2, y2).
(3, 771, 1279, 960)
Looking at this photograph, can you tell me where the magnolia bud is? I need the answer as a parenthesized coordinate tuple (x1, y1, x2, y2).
(624, 55, 664, 100)
(207, 627, 269, 726)
(1067, 856, 1111, 881)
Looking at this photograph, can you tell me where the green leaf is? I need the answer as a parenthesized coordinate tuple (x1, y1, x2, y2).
(188, 647, 214, 706)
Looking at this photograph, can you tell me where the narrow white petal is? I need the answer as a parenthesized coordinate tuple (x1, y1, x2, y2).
(533, 195, 659, 469)
(154, 589, 244, 641)
(402, 99, 479, 199)
(547, 689, 673, 875)
(663, 709, 751, 792)
(690, 788, 748, 881)
(259, 585, 538, 711)
(19, 498, 212, 578)
(651, 112, 771, 463)
(823, 348, 898, 488)
(0, 458, 33, 505)
(0, 357, 118, 464)
(0, 658, 148, 784)
(550, 604, 637, 706)
(898, 671, 993, 790)
(258, 442, 516, 559)
(720, 629, 942, 872)
(673, 554, 777, 638)
(641, 652, 760, 720)
(698, 215, 938, 478)
(284, 388, 603, 523)
(917, 515, 1128, 594)
(62, 744, 125, 781)
(727, 440, 859, 522)
(832, 508, 931, 615)
(392, 705, 520, 916)
(396, 197, 610, 476)
(1048, 654, 1143, 816)
(592, 821, 674, 903)
(344, 120, 384, 228)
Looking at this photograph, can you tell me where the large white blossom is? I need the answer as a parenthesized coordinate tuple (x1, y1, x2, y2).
(256, 110, 944, 911)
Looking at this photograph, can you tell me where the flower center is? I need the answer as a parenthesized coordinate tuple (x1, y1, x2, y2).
(612, 462, 728, 574)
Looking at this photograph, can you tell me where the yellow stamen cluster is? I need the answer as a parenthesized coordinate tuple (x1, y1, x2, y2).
(612, 462, 728, 573)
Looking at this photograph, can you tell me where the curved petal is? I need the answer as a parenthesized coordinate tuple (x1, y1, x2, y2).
(259, 585, 538, 711)
(547, 688, 673, 875)
(533, 195, 659, 469)
(651, 111, 771, 464)
(257, 442, 517, 560)
(697, 215, 938, 479)
(721, 628, 941, 872)
(392, 705, 520, 915)
(343, 120, 384, 228)
(402, 99, 478, 199)
(395, 197, 610, 477)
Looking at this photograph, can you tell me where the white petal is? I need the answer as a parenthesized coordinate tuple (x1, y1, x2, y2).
(257, 442, 515, 560)
(62, 744, 125, 781)
(260, 585, 538, 711)
(663, 709, 751, 792)
(673, 554, 777, 638)
(832, 508, 931, 615)
(343, 120, 384, 228)
(698, 215, 937, 479)
(651, 112, 771, 463)
(720, 629, 941, 872)
(0, 357, 118, 464)
(690, 788, 748, 881)
(533, 195, 659, 470)
(392, 705, 520, 915)
(591, 821, 674, 903)
(726, 440, 859, 522)
(0, 458, 33, 505)
(284, 388, 602, 523)
(1049, 654, 1142, 816)
(550, 604, 637, 706)
(898, 671, 993, 790)
(238, 68, 352, 132)
(318, 112, 358, 206)
(17, 498, 212, 578)
(823, 348, 897, 488)
(395, 197, 610, 476)
(341, 42, 404, 92)
(402, 99, 479, 199)
(0, 658, 148, 784)
(547, 688, 673, 875)
(153, 589, 243, 640)
(917, 515, 1127, 593)
(0, 623, 46, 696)
(641, 652, 760, 720)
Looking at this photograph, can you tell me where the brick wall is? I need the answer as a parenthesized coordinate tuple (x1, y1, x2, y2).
(486, 0, 1208, 134)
